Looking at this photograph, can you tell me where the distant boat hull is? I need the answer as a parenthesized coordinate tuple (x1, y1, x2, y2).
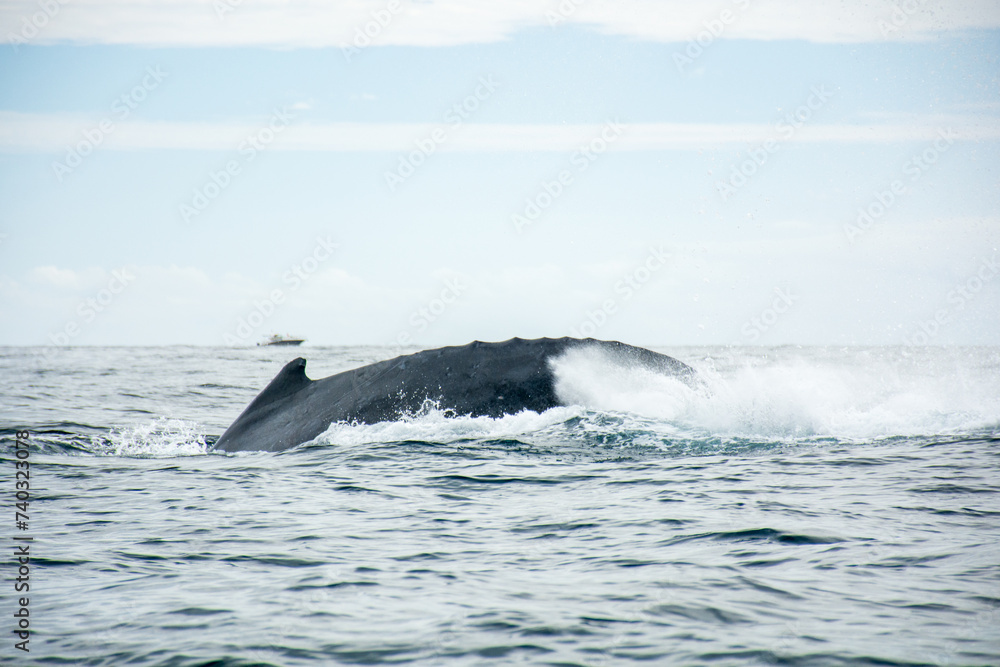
(258, 336, 306, 347)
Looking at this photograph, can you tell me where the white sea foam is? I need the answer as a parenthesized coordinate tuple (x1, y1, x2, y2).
(94, 417, 209, 457)
(314, 401, 587, 448)
(551, 345, 1000, 441)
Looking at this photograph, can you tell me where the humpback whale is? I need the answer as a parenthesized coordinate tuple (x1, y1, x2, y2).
(213, 337, 694, 453)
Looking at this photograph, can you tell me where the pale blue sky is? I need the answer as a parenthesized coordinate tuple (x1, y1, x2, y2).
(0, 1, 998, 347)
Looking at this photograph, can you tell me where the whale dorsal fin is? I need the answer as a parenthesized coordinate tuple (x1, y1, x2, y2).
(245, 357, 312, 411)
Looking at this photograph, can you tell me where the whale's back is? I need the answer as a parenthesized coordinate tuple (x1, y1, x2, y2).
(214, 337, 693, 452)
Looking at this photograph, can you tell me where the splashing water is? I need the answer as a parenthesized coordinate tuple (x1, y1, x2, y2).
(92, 417, 209, 457)
(315, 402, 587, 449)
(550, 345, 1000, 442)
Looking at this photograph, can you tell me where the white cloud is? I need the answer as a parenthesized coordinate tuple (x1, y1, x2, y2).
(28, 265, 100, 289)
(1, 0, 998, 48)
(3, 111, 999, 154)
(2, 216, 998, 347)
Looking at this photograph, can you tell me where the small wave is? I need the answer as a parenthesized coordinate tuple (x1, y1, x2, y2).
(90, 417, 208, 457)
(310, 406, 793, 459)
(314, 404, 587, 449)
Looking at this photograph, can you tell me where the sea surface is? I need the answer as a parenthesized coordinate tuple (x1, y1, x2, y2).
(1, 344, 999, 666)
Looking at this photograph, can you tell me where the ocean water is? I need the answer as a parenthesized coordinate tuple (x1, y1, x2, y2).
(1, 344, 999, 666)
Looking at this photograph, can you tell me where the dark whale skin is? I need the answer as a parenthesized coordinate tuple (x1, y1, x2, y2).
(213, 337, 694, 453)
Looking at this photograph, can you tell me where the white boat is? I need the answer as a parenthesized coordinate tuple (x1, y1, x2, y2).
(258, 334, 306, 347)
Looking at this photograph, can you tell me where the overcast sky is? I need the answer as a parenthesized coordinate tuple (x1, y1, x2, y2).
(0, 0, 998, 347)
